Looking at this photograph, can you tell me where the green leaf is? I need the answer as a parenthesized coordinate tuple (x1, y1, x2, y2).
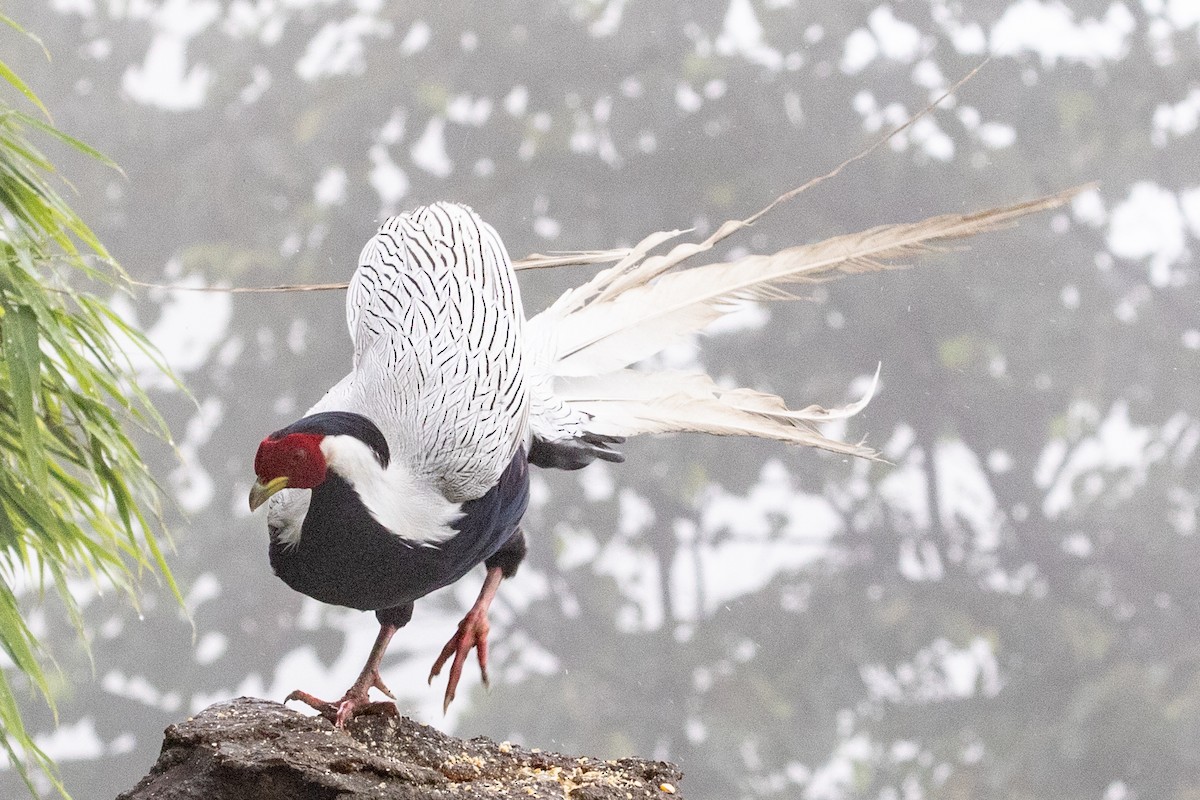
(2, 304, 47, 491)
(0, 585, 48, 694)
(0, 14, 50, 61)
(0, 670, 61, 798)
(0, 40, 183, 800)
(0, 60, 49, 120)
(13, 111, 123, 174)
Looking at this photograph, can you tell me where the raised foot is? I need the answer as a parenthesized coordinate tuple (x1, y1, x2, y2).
(285, 672, 397, 728)
(428, 607, 491, 714)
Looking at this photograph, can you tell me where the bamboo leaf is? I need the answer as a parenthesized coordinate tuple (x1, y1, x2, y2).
(2, 305, 48, 490)
(0, 671, 57, 797)
(0, 585, 49, 698)
(12, 111, 123, 174)
(0, 60, 49, 119)
(0, 14, 50, 60)
(0, 50, 183, 798)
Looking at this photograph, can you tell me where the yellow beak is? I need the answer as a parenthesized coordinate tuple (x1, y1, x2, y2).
(249, 476, 289, 511)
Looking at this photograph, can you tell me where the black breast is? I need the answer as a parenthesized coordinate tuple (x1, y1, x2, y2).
(268, 449, 529, 612)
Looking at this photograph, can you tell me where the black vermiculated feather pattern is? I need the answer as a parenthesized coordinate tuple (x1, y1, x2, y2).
(334, 202, 528, 502)
(251, 192, 1078, 718)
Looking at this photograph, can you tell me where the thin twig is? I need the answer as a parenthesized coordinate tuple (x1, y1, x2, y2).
(122, 249, 634, 293)
(740, 58, 990, 229)
(125, 278, 350, 293)
(127, 61, 990, 297)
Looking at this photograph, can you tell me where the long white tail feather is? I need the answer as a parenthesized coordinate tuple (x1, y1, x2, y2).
(545, 227, 691, 316)
(552, 367, 881, 459)
(717, 363, 881, 423)
(526, 187, 1086, 461)
(592, 217, 752, 305)
(534, 188, 1082, 377)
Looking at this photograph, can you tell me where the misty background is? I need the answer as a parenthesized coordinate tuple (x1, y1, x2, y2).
(3, 1, 1199, 798)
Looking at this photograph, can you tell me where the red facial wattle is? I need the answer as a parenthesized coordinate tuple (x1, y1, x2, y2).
(254, 432, 328, 489)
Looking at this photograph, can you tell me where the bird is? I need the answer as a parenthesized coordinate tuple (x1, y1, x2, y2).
(249, 190, 1078, 726)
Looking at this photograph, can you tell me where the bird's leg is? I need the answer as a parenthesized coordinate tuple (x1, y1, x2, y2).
(428, 565, 504, 713)
(286, 622, 400, 728)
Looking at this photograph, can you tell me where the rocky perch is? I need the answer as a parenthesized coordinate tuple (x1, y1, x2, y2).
(117, 697, 684, 799)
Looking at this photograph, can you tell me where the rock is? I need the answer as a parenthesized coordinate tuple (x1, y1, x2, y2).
(117, 697, 684, 799)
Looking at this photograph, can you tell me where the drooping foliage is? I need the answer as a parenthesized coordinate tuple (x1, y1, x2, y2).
(0, 15, 179, 795)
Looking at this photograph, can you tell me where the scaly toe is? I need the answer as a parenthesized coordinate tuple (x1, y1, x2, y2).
(285, 689, 339, 719)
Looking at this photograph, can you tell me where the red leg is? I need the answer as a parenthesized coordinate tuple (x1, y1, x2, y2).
(286, 622, 399, 728)
(428, 566, 504, 713)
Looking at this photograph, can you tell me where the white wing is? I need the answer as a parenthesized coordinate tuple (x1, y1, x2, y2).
(333, 202, 528, 502)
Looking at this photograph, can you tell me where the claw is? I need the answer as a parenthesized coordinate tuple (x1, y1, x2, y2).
(373, 673, 396, 700)
(436, 611, 489, 712)
(286, 686, 397, 728)
(285, 689, 337, 718)
(284, 623, 400, 728)
(428, 565, 505, 713)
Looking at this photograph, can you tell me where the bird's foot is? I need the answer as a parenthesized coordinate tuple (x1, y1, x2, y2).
(285, 671, 397, 728)
(428, 606, 491, 713)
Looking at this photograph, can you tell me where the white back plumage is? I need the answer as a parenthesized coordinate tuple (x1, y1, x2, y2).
(315, 202, 528, 502)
